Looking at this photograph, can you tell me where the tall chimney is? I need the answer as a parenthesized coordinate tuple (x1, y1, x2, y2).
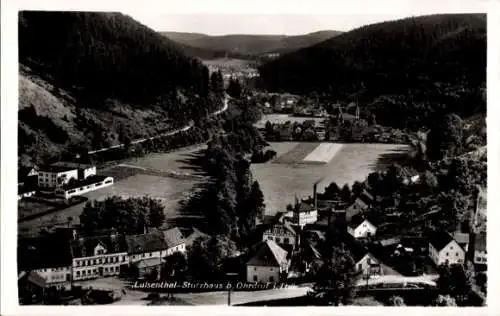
(313, 183, 317, 211)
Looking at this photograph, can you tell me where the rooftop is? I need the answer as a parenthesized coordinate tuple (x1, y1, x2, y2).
(70, 234, 128, 258)
(38, 165, 78, 173)
(247, 240, 288, 267)
(126, 231, 168, 255)
(163, 227, 186, 248)
(51, 161, 94, 170)
(429, 231, 455, 251)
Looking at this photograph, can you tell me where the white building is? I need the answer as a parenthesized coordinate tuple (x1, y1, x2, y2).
(50, 162, 97, 180)
(262, 223, 297, 247)
(126, 228, 185, 265)
(54, 175, 114, 199)
(37, 165, 79, 189)
(246, 240, 289, 283)
(70, 232, 129, 281)
(473, 232, 487, 265)
(293, 202, 318, 227)
(428, 231, 465, 266)
(347, 216, 377, 239)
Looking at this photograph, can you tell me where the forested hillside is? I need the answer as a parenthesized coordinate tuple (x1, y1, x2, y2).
(259, 14, 486, 129)
(18, 11, 224, 165)
(162, 30, 341, 56)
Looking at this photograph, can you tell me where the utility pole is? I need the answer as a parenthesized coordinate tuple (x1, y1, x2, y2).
(226, 272, 238, 306)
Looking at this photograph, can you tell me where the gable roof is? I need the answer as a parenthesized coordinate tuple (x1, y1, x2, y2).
(429, 231, 455, 251)
(344, 236, 374, 263)
(247, 240, 288, 267)
(163, 227, 185, 248)
(26, 271, 47, 288)
(70, 234, 128, 258)
(126, 231, 168, 255)
(348, 215, 374, 229)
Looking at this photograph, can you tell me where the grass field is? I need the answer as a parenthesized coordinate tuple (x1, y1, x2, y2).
(255, 114, 325, 129)
(252, 142, 409, 215)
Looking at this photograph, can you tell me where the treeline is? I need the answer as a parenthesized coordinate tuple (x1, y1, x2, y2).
(259, 14, 486, 130)
(180, 98, 268, 246)
(19, 11, 223, 123)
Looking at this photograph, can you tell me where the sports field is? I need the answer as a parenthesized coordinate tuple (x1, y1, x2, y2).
(251, 142, 408, 215)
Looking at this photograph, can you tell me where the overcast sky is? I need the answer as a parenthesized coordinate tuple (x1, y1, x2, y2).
(127, 0, 487, 35)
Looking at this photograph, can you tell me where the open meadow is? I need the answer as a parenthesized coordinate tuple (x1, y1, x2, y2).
(252, 142, 409, 215)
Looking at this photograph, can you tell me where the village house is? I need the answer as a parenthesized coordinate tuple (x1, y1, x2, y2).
(246, 240, 290, 283)
(37, 165, 79, 190)
(126, 231, 170, 266)
(18, 234, 73, 291)
(428, 231, 466, 266)
(70, 231, 129, 281)
(452, 232, 470, 253)
(346, 190, 374, 221)
(473, 231, 487, 265)
(262, 222, 297, 248)
(292, 202, 318, 227)
(37, 161, 97, 191)
(347, 215, 377, 239)
(162, 227, 187, 256)
(51, 161, 97, 180)
(345, 237, 382, 278)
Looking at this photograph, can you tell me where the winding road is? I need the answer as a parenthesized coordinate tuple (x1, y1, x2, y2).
(88, 95, 229, 155)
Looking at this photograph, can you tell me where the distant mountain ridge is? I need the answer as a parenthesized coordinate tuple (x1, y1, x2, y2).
(259, 14, 486, 130)
(162, 30, 342, 56)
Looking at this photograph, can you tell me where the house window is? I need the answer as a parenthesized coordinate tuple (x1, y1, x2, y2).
(269, 276, 274, 282)
(367, 258, 371, 265)
(76, 271, 80, 276)
(456, 252, 459, 257)
(104, 267, 108, 272)
(276, 238, 281, 243)
(268, 236, 273, 241)
(253, 275, 257, 282)
(358, 264, 362, 271)
(284, 238, 290, 244)
(446, 252, 449, 257)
